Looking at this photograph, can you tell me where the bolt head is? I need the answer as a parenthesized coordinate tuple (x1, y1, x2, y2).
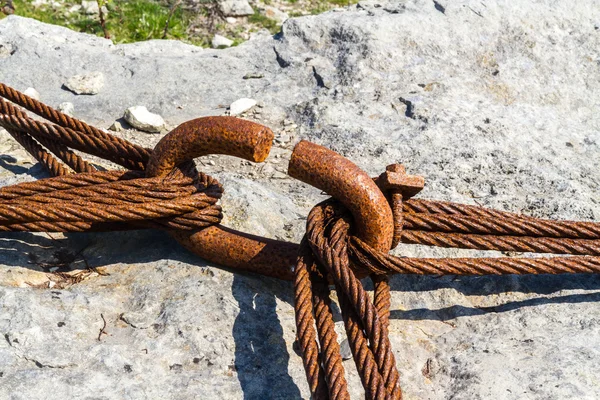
(379, 164, 424, 198)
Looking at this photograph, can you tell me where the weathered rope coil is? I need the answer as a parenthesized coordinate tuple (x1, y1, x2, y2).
(1, 82, 600, 399)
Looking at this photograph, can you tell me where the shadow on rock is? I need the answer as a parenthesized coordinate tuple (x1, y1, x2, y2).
(0, 228, 303, 398)
(388, 272, 600, 296)
(388, 273, 600, 322)
(0, 229, 209, 272)
(0, 159, 50, 179)
(389, 291, 600, 322)
(231, 274, 301, 400)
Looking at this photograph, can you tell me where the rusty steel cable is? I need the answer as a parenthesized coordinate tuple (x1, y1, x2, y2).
(0, 83, 150, 169)
(0, 171, 222, 232)
(0, 97, 97, 174)
(2, 83, 600, 399)
(402, 211, 600, 239)
(399, 230, 600, 256)
(5, 128, 72, 177)
(0, 114, 146, 170)
(289, 141, 403, 400)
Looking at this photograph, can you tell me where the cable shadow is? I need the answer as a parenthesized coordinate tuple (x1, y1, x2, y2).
(0, 159, 51, 180)
(0, 229, 302, 399)
(387, 272, 600, 296)
(0, 229, 226, 280)
(389, 291, 600, 322)
(231, 273, 301, 400)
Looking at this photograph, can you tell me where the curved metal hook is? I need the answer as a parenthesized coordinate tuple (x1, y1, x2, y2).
(147, 116, 274, 178)
(288, 140, 394, 253)
(147, 116, 298, 280)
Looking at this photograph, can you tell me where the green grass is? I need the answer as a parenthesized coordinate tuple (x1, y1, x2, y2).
(247, 10, 279, 34)
(309, 0, 355, 15)
(0, 0, 359, 46)
(2, 0, 199, 44)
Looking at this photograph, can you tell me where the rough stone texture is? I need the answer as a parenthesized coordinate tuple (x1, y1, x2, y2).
(64, 71, 105, 95)
(0, 1, 599, 399)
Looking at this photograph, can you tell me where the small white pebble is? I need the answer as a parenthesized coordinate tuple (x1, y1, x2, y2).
(123, 106, 165, 133)
(229, 98, 257, 116)
(64, 71, 105, 95)
(212, 34, 233, 49)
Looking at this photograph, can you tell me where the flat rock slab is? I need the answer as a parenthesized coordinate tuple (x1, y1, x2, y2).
(0, 1, 600, 399)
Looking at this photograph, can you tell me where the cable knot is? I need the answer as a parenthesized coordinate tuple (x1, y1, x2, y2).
(289, 142, 403, 400)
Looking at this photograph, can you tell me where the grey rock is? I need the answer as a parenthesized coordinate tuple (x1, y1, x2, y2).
(64, 71, 105, 95)
(108, 118, 132, 132)
(339, 338, 352, 361)
(261, 6, 289, 23)
(123, 106, 166, 133)
(212, 34, 234, 48)
(0, 1, 600, 398)
(218, 0, 253, 17)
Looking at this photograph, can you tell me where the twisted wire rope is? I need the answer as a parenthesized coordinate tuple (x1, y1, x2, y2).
(3, 83, 600, 399)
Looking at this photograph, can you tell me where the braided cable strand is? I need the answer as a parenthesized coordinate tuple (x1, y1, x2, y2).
(401, 230, 600, 256)
(403, 212, 600, 239)
(1, 96, 100, 173)
(0, 169, 223, 231)
(350, 237, 600, 276)
(0, 83, 151, 168)
(294, 242, 330, 400)
(310, 269, 351, 399)
(0, 114, 146, 170)
(4, 128, 71, 176)
(307, 203, 402, 399)
(1, 98, 76, 175)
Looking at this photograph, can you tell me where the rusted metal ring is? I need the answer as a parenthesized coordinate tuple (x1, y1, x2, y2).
(147, 116, 298, 280)
(288, 140, 394, 253)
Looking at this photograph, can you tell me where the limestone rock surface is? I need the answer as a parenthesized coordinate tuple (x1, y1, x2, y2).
(0, 1, 600, 399)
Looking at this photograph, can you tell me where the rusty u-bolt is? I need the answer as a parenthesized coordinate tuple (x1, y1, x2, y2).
(147, 116, 299, 280)
(147, 119, 393, 280)
(288, 140, 394, 253)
